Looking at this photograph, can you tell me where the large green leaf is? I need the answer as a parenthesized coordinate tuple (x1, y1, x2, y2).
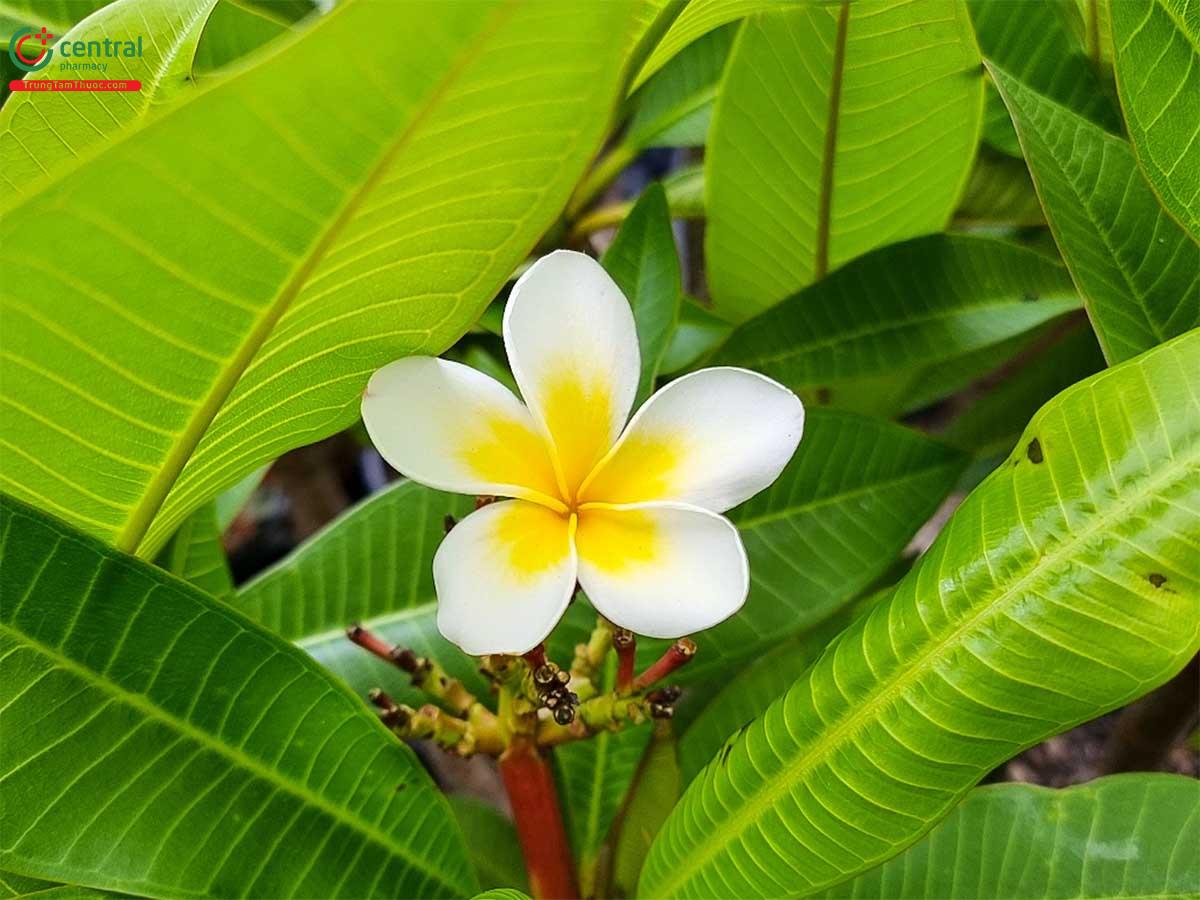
(968, 0, 1119, 157)
(820, 775, 1200, 898)
(639, 331, 1200, 898)
(1110, 0, 1200, 242)
(153, 500, 233, 597)
(610, 731, 682, 897)
(955, 149, 1045, 227)
(235, 480, 478, 708)
(0, 0, 218, 188)
(0, 495, 476, 899)
(601, 183, 682, 405)
(0, 0, 633, 560)
(683, 409, 966, 685)
(989, 64, 1200, 363)
(713, 235, 1080, 388)
(705, 1, 983, 321)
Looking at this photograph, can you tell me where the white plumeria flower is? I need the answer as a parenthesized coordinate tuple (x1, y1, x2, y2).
(361, 251, 804, 656)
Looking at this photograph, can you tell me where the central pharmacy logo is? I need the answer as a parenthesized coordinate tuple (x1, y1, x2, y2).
(8, 26, 55, 72)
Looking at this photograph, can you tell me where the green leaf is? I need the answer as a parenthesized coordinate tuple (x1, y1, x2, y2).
(705, 1, 984, 321)
(0, 1, 110, 33)
(989, 63, 1200, 363)
(611, 731, 682, 896)
(955, 149, 1045, 226)
(967, 0, 1119, 156)
(235, 480, 480, 707)
(713, 235, 1080, 388)
(470, 891, 531, 900)
(631, 0, 776, 91)
(819, 775, 1200, 898)
(153, 500, 233, 597)
(0, 0, 219, 188)
(0, 0, 634, 560)
(555, 653, 654, 893)
(640, 332, 1200, 899)
(682, 409, 967, 686)
(626, 23, 735, 149)
(601, 183, 682, 405)
(659, 301, 731, 375)
(1110, 0, 1200, 242)
(0, 495, 476, 899)
(944, 324, 1106, 458)
(449, 797, 529, 895)
(678, 618, 843, 785)
(191, 0, 294, 75)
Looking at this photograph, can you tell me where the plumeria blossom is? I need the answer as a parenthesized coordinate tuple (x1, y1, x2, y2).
(361, 251, 804, 656)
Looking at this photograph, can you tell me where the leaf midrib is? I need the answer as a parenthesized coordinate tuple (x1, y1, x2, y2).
(116, 2, 519, 556)
(652, 419, 1198, 897)
(3, 622, 463, 896)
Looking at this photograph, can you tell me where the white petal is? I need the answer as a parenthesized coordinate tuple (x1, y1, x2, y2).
(504, 250, 641, 498)
(434, 500, 578, 655)
(575, 502, 748, 638)
(362, 357, 563, 509)
(579, 367, 804, 512)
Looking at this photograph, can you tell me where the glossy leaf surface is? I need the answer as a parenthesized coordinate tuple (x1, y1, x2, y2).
(0, 496, 475, 899)
(0, 0, 632, 560)
(641, 332, 1200, 898)
(706, 1, 983, 320)
(153, 501, 233, 597)
(820, 775, 1200, 898)
(990, 64, 1200, 363)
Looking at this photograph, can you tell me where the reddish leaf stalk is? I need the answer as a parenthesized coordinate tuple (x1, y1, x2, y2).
(500, 737, 579, 900)
(633, 638, 696, 691)
(613, 628, 636, 692)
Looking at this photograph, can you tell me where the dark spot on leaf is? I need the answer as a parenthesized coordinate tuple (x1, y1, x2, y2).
(395, 783, 407, 792)
(1026, 438, 1044, 464)
(1023, 292, 1039, 302)
(816, 387, 832, 405)
(1148, 573, 1167, 589)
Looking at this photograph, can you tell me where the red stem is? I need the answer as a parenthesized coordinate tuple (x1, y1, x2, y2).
(499, 737, 579, 900)
(633, 638, 696, 691)
(614, 629, 636, 692)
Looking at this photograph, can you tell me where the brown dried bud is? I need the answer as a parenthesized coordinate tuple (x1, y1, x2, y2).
(553, 705, 576, 725)
(612, 628, 635, 650)
(534, 664, 557, 687)
(649, 702, 674, 720)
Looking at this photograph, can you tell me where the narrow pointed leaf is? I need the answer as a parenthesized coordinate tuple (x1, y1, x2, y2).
(0, 0, 219, 188)
(989, 63, 1200, 363)
(1110, 0, 1200, 241)
(0, 495, 476, 899)
(706, 1, 983, 321)
(0, 0, 633, 560)
(640, 332, 1200, 899)
(601, 183, 682, 404)
(713, 235, 1080, 387)
(819, 775, 1200, 898)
